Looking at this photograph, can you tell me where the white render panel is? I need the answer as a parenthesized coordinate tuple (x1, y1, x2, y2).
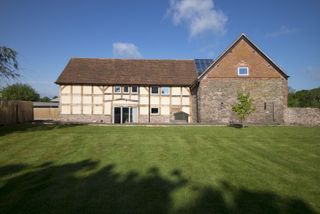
(105, 86, 112, 93)
(72, 95, 81, 104)
(104, 95, 112, 100)
(123, 94, 130, 99)
(140, 97, 149, 105)
(72, 105, 81, 114)
(61, 95, 71, 104)
(161, 106, 170, 115)
(150, 96, 159, 105)
(182, 87, 189, 95)
(172, 87, 181, 95)
(83, 86, 92, 94)
(104, 102, 111, 115)
(83, 96, 92, 104)
(140, 87, 149, 95)
(172, 97, 181, 105)
(83, 105, 92, 114)
(182, 97, 190, 105)
(114, 95, 121, 99)
(131, 95, 138, 100)
(113, 100, 137, 105)
(72, 86, 81, 94)
(94, 96, 103, 104)
(182, 107, 190, 115)
(61, 105, 71, 114)
(93, 86, 103, 94)
(61, 86, 71, 94)
(161, 97, 170, 105)
(93, 106, 103, 114)
(140, 106, 149, 115)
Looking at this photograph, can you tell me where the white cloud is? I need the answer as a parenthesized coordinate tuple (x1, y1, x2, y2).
(167, 0, 228, 38)
(266, 26, 299, 38)
(112, 42, 142, 59)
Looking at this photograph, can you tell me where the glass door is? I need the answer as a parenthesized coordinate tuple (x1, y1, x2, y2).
(113, 107, 138, 124)
(130, 107, 137, 123)
(114, 107, 121, 124)
(122, 107, 129, 124)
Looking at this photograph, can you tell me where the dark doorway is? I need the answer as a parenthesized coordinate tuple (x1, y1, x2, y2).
(114, 107, 121, 124)
(122, 107, 129, 124)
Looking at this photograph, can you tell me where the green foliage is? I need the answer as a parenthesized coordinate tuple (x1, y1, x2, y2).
(1, 83, 40, 101)
(40, 96, 51, 102)
(288, 87, 320, 108)
(0, 46, 19, 80)
(232, 92, 255, 125)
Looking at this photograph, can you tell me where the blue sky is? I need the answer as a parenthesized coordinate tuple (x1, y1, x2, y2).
(1, 0, 319, 97)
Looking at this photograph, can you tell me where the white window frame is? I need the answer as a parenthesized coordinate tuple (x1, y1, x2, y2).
(114, 85, 121, 93)
(131, 85, 138, 94)
(161, 86, 170, 96)
(150, 107, 159, 115)
(237, 67, 249, 76)
(151, 86, 159, 95)
(123, 85, 130, 94)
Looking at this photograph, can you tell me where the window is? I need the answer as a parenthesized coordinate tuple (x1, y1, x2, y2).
(124, 86, 129, 93)
(151, 86, 159, 94)
(114, 85, 121, 93)
(151, 107, 159, 115)
(131, 85, 138, 94)
(161, 86, 170, 95)
(237, 67, 249, 76)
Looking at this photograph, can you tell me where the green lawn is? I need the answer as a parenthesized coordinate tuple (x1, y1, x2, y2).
(0, 124, 319, 213)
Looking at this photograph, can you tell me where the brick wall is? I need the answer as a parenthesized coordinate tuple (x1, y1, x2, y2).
(205, 39, 284, 79)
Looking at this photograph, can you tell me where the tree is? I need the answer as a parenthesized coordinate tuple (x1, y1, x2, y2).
(40, 96, 51, 102)
(0, 46, 19, 80)
(288, 87, 320, 108)
(232, 92, 255, 127)
(1, 83, 40, 101)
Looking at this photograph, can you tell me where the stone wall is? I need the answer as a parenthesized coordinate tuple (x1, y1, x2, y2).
(284, 108, 320, 126)
(139, 115, 149, 123)
(150, 115, 171, 123)
(59, 114, 112, 123)
(59, 114, 173, 124)
(198, 78, 287, 124)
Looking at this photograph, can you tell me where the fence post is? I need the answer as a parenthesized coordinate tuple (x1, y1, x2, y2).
(15, 103, 19, 124)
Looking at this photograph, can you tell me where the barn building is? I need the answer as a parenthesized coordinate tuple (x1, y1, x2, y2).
(55, 34, 288, 124)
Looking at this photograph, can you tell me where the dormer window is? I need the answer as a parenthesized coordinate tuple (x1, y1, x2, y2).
(238, 67, 249, 76)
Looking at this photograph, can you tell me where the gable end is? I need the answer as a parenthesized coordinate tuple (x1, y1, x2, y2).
(198, 34, 289, 81)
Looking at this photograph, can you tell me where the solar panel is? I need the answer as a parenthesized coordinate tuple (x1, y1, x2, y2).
(194, 59, 214, 76)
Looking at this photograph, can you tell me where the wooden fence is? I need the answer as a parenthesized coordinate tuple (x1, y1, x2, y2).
(33, 108, 59, 120)
(0, 101, 34, 125)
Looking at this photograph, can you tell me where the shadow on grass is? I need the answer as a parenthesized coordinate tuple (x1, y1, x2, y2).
(0, 164, 28, 178)
(0, 160, 316, 214)
(0, 123, 83, 137)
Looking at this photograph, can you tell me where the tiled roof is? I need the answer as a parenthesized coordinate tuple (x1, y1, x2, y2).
(55, 58, 198, 86)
